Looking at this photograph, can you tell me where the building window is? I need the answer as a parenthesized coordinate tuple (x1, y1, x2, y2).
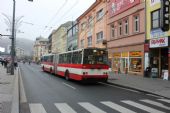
(124, 19, 129, 35)
(134, 15, 139, 32)
(151, 10, 160, 29)
(111, 25, 115, 39)
(88, 36, 92, 46)
(88, 16, 93, 28)
(118, 21, 122, 36)
(96, 9, 104, 21)
(80, 39, 84, 48)
(96, 31, 103, 43)
(81, 22, 86, 31)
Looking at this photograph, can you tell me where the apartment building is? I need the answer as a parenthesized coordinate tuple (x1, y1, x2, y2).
(51, 21, 72, 53)
(77, 0, 107, 49)
(107, 0, 145, 75)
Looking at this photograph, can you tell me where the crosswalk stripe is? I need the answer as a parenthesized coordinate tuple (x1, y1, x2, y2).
(54, 103, 77, 113)
(29, 103, 47, 113)
(140, 99, 170, 110)
(122, 100, 165, 113)
(158, 99, 170, 103)
(101, 101, 136, 113)
(78, 102, 106, 113)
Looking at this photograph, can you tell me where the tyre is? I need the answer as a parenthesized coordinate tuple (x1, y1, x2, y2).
(65, 70, 70, 81)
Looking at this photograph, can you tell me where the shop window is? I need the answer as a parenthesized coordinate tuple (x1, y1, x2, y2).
(129, 58, 142, 72)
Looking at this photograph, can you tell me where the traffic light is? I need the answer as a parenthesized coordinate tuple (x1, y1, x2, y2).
(161, 0, 170, 31)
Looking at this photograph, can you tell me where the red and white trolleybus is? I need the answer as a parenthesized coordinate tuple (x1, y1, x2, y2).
(41, 48, 109, 82)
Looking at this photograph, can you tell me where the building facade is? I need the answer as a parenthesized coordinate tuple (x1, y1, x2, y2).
(107, 0, 145, 75)
(67, 21, 78, 51)
(146, 0, 170, 78)
(33, 37, 48, 62)
(77, 0, 107, 49)
(51, 21, 72, 53)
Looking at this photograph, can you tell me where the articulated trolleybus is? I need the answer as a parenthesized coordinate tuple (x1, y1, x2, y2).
(41, 48, 109, 82)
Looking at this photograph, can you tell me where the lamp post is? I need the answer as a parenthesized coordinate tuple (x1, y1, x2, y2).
(11, 0, 33, 75)
(10, 0, 16, 75)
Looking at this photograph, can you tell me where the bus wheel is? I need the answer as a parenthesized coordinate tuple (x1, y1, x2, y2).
(65, 70, 70, 81)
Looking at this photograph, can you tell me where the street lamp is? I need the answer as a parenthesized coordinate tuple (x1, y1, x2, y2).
(11, 0, 33, 75)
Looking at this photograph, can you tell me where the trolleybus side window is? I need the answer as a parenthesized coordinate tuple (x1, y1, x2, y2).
(72, 51, 82, 64)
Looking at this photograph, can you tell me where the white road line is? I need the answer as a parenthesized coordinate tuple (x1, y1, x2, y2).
(54, 103, 77, 113)
(29, 103, 47, 113)
(158, 99, 170, 103)
(62, 82, 76, 90)
(122, 100, 165, 113)
(19, 69, 27, 103)
(140, 99, 170, 110)
(78, 102, 106, 113)
(101, 101, 136, 113)
(99, 82, 140, 93)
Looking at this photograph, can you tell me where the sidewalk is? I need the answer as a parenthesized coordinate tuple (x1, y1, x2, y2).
(0, 65, 19, 113)
(108, 72, 170, 98)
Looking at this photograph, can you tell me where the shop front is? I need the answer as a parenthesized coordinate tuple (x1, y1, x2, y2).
(149, 37, 169, 78)
(110, 50, 143, 75)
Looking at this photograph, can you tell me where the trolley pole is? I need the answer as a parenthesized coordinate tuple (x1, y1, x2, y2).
(11, 0, 16, 75)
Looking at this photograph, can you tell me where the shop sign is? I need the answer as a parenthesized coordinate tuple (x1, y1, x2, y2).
(129, 51, 142, 57)
(109, 0, 140, 17)
(113, 53, 121, 57)
(150, 37, 168, 48)
(122, 52, 128, 57)
(150, 29, 168, 39)
(150, 0, 160, 6)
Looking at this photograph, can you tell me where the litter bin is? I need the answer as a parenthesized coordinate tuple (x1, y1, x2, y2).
(144, 66, 151, 77)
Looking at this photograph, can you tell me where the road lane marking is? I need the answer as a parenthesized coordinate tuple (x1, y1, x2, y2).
(99, 82, 140, 93)
(19, 68, 27, 103)
(54, 103, 77, 113)
(158, 99, 170, 103)
(29, 103, 47, 113)
(122, 100, 165, 113)
(101, 101, 136, 113)
(140, 99, 170, 110)
(62, 82, 76, 90)
(78, 102, 106, 113)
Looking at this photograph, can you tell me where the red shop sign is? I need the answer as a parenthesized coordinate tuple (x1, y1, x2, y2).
(109, 0, 140, 17)
(150, 37, 168, 48)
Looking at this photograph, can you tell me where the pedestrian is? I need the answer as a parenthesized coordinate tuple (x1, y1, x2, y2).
(14, 61, 18, 69)
(1, 59, 4, 66)
(4, 60, 8, 68)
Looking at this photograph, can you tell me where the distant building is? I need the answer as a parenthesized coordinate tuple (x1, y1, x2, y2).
(67, 21, 78, 51)
(15, 47, 24, 59)
(51, 21, 72, 53)
(33, 37, 48, 62)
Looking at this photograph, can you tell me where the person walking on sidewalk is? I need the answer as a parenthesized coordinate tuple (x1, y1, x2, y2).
(4, 59, 8, 68)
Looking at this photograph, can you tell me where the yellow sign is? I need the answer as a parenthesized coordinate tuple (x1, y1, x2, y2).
(129, 51, 142, 57)
(113, 53, 121, 57)
(122, 52, 128, 57)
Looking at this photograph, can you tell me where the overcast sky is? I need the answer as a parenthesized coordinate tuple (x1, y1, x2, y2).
(0, 0, 95, 41)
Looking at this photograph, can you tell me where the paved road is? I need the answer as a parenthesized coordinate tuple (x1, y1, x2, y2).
(19, 63, 170, 113)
